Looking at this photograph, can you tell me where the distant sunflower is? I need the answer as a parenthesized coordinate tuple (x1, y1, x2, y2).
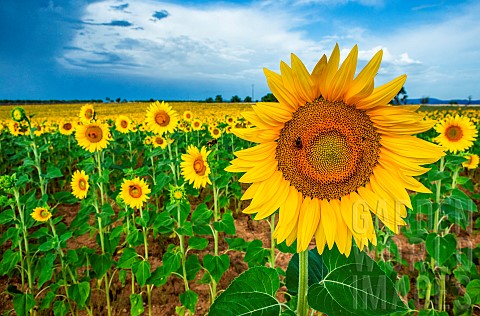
(192, 119, 203, 131)
(151, 135, 169, 149)
(226, 116, 235, 126)
(79, 104, 95, 124)
(59, 121, 75, 135)
(31, 207, 52, 222)
(33, 124, 45, 137)
(71, 170, 89, 199)
(75, 122, 110, 152)
(11, 107, 26, 122)
(434, 115, 478, 153)
(120, 177, 151, 209)
(145, 101, 178, 135)
(183, 111, 193, 122)
(116, 115, 131, 133)
(210, 127, 222, 139)
(463, 154, 479, 169)
(226, 44, 444, 255)
(181, 145, 212, 189)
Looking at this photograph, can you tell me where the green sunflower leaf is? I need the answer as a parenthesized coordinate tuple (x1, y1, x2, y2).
(285, 248, 327, 295)
(213, 212, 236, 235)
(203, 254, 230, 283)
(130, 293, 144, 316)
(209, 266, 281, 316)
(425, 233, 457, 266)
(307, 246, 408, 315)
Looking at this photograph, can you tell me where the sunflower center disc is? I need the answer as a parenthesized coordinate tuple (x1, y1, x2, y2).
(40, 210, 49, 218)
(194, 159, 206, 176)
(155, 111, 170, 126)
(129, 185, 142, 198)
(85, 109, 93, 119)
(64, 123, 72, 130)
(276, 98, 381, 200)
(156, 137, 164, 145)
(445, 125, 463, 142)
(121, 120, 128, 128)
(79, 179, 86, 190)
(86, 126, 103, 143)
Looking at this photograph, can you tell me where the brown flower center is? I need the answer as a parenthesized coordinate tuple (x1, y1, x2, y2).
(63, 123, 72, 130)
(155, 137, 164, 145)
(276, 98, 381, 200)
(85, 125, 103, 143)
(155, 111, 170, 126)
(40, 209, 50, 219)
(79, 179, 87, 190)
(85, 109, 93, 119)
(445, 125, 463, 142)
(194, 159, 206, 176)
(129, 185, 142, 198)
(120, 120, 128, 128)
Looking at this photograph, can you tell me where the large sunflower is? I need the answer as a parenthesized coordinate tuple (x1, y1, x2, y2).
(120, 177, 151, 209)
(181, 145, 212, 189)
(75, 122, 110, 152)
(434, 115, 478, 154)
(145, 101, 179, 135)
(226, 44, 444, 255)
(71, 170, 89, 199)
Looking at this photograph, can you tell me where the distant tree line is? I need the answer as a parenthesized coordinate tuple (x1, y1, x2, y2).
(0, 93, 277, 106)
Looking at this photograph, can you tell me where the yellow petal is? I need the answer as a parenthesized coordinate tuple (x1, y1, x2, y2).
(356, 75, 407, 109)
(328, 45, 358, 102)
(320, 199, 336, 250)
(297, 197, 320, 252)
(291, 53, 315, 102)
(344, 50, 383, 103)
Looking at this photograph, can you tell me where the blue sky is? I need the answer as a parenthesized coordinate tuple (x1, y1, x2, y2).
(1, 0, 479, 101)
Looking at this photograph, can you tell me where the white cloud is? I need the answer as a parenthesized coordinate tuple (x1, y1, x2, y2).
(59, 0, 480, 99)
(59, 0, 320, 83)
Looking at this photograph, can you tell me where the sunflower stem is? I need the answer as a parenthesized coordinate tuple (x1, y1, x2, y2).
(297, 249, 309, 316)
(433, 156, 445, 233)
(269, 213, 276, 269)
(176, 203, 190, 292)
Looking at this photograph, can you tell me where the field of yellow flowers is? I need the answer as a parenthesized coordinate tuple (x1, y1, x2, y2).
(0, 101, 479, 316)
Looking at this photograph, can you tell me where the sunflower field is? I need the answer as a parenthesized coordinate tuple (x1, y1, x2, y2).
(1, 45, 480, 316)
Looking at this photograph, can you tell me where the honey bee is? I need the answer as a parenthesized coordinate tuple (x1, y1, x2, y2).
(295, 137, 302, 149)
(206, 139, 218, 147)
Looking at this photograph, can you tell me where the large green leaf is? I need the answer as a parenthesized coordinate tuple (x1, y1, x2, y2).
(307, 246, 408, 316)
(209, 266, 283, 316)
(285, 248, 327, 294)
(425, 233, 457, 266)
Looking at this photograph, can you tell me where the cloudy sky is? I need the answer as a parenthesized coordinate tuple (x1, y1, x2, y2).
(1, 0, 479, 101)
